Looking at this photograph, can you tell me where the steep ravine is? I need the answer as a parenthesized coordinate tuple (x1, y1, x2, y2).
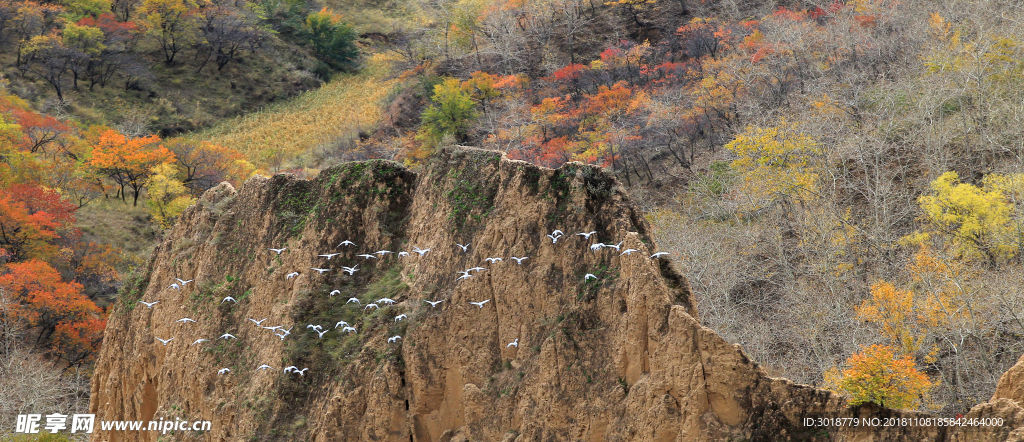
(90, 147, 1024, 441)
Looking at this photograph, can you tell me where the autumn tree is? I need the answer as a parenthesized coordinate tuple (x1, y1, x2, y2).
(75, 13, 145, 90)
(0, 192, 61, 263)
(420, 77, 478, 144)
(461, 71, 502, 117)
(62, 22, 106, 89)
(20, 32, 83, 102)
(724, 120, 822, 210)
(51, 316, 105, 366)
(830, 344, 933, 409)
(0, 259, 103, 363)
(145, 163, 195, 227)
(907, 171, 1024, 265)
(138, 0, 200, 64)
(88, 129, 175, 205)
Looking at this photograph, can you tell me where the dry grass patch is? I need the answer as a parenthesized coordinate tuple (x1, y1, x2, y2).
(187, 53, 404, 169)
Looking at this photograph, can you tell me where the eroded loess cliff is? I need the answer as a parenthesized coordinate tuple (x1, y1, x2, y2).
(90, 147, 1024, 441)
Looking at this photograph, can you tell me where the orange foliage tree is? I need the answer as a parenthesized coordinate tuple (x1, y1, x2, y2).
(0, 259, 105, 365)
(834, 344, 933, 409)
(0, 192, 61, 262)
(88, 129, 175, 206)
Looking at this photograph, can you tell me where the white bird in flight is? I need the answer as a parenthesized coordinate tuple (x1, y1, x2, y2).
(221, 296, 236, 304)
(168, 283, 181, 291)
(507, 338, 519, 348)
(590, 243, 606, 252)
(511, 257, 528, 264)
(388, 335, 402, 343)
(295, 368, 308, 376)
(176, 317, 196, 324)
(456, 243, 470, 252)
(256, 364, 272, 371)
(357, 254, 377, 260)
(394, 314, 407, 322)
(316, 329, 328, 339)
(341, 326, 357, 334)
(261, 325, 282, 332)
(175, 278, 194, 286)
(468, 266, 487, 272)
(269, 248, 287, 254)
(364, 303, 379, 310)
(139, 301, 159, 308)
(274, 332, 287, 340)
(318, 253, 341, 260)
(576, 231, 596, 239)
(334, 320, 349, 329)
(341, 265, 359, 275)
(307, 324, 323, 332)
(485, 257, 503, 263)
(249, 318, 267, 326)
(425, 300, 444, 308)
(338, 240, 356, 247)
(584, 274, 597, 281)
(650, 252, 670, 259)
(155, 337, 174, 345)
(469, 300, 490, 308)
(220, 333, 237, 340)
(607, 241, 623, 251)
(413, 247, 430, 256)
(378, 298, 395, 305)
(546, 234, 560, 244)
(191, 338, 208, 345)
(398, 251, 409, 257)
(552, 229, 565, 237)
(346, 297, 361, 305)
(286, 272, 300, 280)
(310, 267, 331, 274)
(329, 289, 341, 297)
(619, 249, 639, 256)
(284, 366, 298, 374)
(375, 250, 393, 256)
(457, 274, 474, 281)
(218, 368, 231, 375)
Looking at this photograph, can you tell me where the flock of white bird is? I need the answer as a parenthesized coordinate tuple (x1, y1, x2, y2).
(138, 229, 668, 378)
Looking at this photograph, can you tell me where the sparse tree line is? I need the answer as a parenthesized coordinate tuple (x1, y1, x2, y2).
(0, 0, 360, 102)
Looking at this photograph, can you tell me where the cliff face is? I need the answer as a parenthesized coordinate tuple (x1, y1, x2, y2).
(90, 147, 1024, 442)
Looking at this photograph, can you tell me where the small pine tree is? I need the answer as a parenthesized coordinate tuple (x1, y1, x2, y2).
(304, 8, 359, 72)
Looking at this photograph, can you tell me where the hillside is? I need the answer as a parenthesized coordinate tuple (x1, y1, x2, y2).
(89, 147, 1024, 441)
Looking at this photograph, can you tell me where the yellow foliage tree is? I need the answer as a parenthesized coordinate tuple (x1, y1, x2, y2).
(910, 171, 1024, 264)
(856, 247, 975, 360)
(724, 120, 822, 208)
(833, 344, 933, 409)
(145, 163, 195, 228)
(856, 281, 922, 356)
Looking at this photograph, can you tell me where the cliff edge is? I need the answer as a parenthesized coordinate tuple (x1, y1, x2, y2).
(90, 147, 1024, 441)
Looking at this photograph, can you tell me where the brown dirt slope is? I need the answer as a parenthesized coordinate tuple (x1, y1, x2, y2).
(90, 147, 1024, 441)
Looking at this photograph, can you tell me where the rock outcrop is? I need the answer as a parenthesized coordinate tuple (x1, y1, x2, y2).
(90, 147, 1024, 441)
